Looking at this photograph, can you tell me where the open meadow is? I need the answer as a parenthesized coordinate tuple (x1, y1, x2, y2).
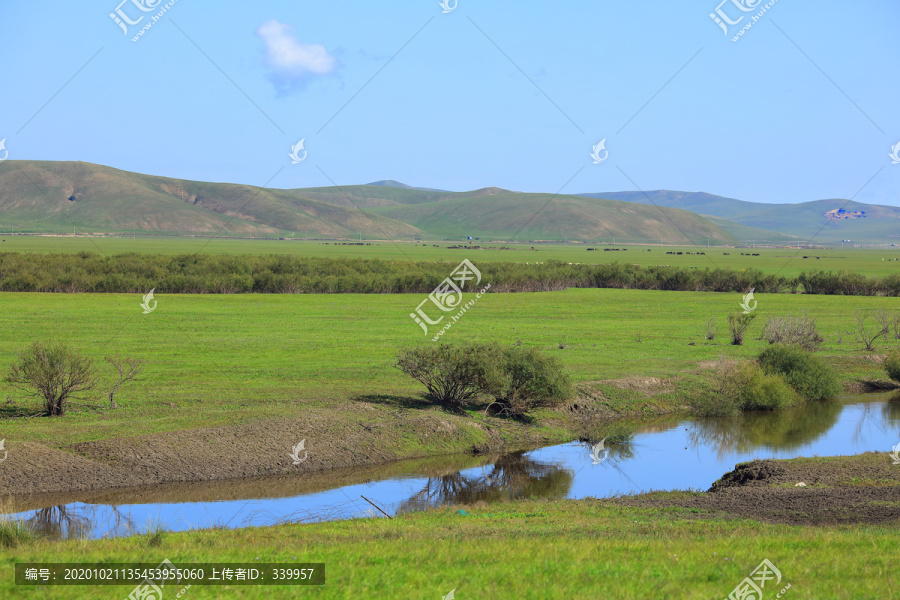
(0, 288, 896, 446)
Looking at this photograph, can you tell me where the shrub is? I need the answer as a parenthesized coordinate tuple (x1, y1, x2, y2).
(396, 344, 489, 407)
(396, 343, 572, 416)
(5, 342, 97, 416)
(690, 357, 742, 417)
(736, 362, 796, 411)
(478, 345, 573, 418)
(728, 312, 756, 346)
(761, 313, 824, 351)
(885, 349, 900, 384)
(693, 357, 797, 415)
(758, 344, 842, 401)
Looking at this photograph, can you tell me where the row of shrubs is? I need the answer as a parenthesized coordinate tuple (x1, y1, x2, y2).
(3, 252, 900, 295)
(399, 341, 899, 420)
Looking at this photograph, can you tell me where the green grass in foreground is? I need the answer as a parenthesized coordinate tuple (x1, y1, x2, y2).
(0, 499, 895, 599)
(3, 237, 900, 276)
(0, 288, 895, 446)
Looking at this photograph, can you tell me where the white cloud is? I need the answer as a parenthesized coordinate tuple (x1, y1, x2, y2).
(256, 19, 339, 91)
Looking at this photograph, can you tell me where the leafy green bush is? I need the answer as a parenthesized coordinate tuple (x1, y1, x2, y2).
(736, 363, 797, 411)
(758, 344, 842, 401)
(692, 357, 797, 415)
(478, 345, 573, 418)
(396, 344, 489, 407)
(885, 349, 900, 383)
(397, 343, 572, 416)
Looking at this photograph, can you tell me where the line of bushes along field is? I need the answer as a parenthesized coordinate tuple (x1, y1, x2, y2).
(2, 252, 900, 295)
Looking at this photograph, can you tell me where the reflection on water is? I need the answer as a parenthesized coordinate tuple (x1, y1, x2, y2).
(688, 399, 843, 457)
(397, 452, 574, 514)
(884, 393, 900, 421)
(3, 392, 899, 539)
(27, 505, 96, 541)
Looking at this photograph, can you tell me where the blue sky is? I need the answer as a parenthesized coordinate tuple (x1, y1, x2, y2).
(2, 0, 898, 205)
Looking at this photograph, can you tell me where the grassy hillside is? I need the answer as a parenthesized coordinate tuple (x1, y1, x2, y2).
(3, 161, 871, 243)
(702, 215, 801, 243)
(582, 190, 900, 243)
(293, 184, 447, 208)
(0, 161, 423, 239)
(0, 162, 741, 243)
(371, 189, 736, 244)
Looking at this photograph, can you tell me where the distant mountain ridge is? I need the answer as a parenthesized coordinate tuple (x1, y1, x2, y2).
(578, 190, 900, 243)
(0, 161, 882, 243)
(366, 180, 449, 193)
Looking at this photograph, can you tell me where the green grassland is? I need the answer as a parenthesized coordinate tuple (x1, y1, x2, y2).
(2, 237, 900, 277)
(1, 499, 896, 599)
(0, 288, 896, 447)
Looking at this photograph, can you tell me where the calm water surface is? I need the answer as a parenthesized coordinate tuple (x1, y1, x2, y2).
(6, 392, 899, 539)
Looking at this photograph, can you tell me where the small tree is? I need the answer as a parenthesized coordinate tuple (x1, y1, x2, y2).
(104, 352, 145, 409)
(728, 312, 756, 346)
(5, 342, 97, 416)
(396, 344, 488, 407)
(849, 311, 889, 351)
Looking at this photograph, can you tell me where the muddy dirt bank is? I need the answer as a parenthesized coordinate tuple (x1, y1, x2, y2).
(0, 378, 688, 500)
(610, 453, 900, 526)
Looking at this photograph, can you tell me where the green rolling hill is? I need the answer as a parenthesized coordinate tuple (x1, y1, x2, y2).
(1, 161, 846, 245)
(0, 161, 424, 239)
(579, 190, 900, 244)
(370, 188, 736, 244)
